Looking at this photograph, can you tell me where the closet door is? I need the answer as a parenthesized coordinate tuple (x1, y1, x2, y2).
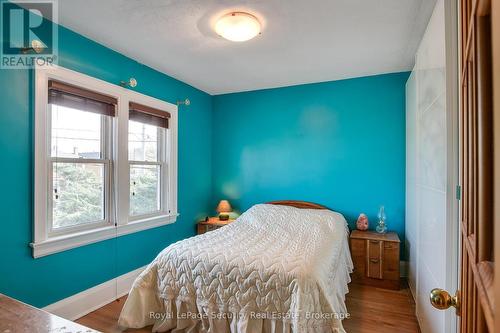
(407, 0, 460, 332)
(414, 2, 452, 332)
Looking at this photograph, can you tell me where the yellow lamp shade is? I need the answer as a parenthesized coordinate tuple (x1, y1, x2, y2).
(216, 200, 232, 213)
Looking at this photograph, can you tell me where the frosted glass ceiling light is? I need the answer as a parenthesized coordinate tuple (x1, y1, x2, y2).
(215, 12, 261, 42)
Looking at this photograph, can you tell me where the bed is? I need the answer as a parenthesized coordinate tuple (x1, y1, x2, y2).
(118, 201, 353, 333)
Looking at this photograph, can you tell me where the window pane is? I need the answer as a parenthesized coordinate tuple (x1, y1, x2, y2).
(52, 162, 105, 229)
(130, 164, 160, 216)
(128, 120, 158, 162)
(51, 104, 102, 159)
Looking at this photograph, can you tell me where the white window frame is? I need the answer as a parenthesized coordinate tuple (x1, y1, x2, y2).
(128, 125, 167, 220)
(48, 110, 113, 237)
(32, 65, 178, 258)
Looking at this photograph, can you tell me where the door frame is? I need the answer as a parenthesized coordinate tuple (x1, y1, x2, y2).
(444, 0, 460, 331)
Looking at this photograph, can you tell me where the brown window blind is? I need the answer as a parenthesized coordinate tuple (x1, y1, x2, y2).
(129, 102, 170, 128)
(48, 80, 117, 117)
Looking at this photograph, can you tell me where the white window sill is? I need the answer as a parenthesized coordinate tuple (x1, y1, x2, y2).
(30, 213, 178, 258)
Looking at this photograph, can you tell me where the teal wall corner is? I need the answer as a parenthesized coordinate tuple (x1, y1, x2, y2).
(211, 72, 409, 256)
(0, 15, 212, 307)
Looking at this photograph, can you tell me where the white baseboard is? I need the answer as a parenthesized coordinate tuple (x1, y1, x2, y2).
(43, 265, 146, 321)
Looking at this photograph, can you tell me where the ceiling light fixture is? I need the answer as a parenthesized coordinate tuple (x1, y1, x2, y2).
(215, 12, 261, 42)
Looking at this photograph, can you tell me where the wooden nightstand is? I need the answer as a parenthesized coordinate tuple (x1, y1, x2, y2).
(197, 217, 235, 235)
(350, 230, 400, 290)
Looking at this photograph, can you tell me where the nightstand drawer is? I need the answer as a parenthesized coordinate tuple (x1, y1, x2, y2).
(368, 240, 382, 259)
(384, 242, 399, 250)
(350, 238, 366, 279)
(198, 224, 219, 234)
(367, 240, 383, 279)
(383, 242, 400, 280)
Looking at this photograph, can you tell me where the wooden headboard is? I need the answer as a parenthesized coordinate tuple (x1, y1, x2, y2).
(266, 200, 330, 210)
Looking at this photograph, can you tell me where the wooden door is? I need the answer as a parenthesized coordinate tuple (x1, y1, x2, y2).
(493, 1, 500, 332)
(458, 0, 495, 331)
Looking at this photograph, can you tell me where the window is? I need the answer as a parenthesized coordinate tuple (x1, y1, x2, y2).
(128, 102, 170, 218)
(49, 80, 114, 234)
(33, 66, 178, 258)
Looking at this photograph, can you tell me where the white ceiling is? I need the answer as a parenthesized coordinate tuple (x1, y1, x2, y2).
(57, 0, 436, 95)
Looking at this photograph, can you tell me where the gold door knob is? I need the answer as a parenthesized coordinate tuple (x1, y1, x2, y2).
(430, 288, 460, 312)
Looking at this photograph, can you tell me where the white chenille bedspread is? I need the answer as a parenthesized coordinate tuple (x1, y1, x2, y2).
(118, 204, 353, 333)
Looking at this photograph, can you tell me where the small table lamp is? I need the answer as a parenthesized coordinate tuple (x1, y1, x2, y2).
(216, 200, 232, 221)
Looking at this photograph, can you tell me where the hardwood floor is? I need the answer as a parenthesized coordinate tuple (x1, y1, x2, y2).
(76, 296, 151, 333)
(76, 281, 420, 333)
(343, 281, 420, 333)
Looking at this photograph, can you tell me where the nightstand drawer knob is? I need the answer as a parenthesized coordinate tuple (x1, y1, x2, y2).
(369, 258, 380, 263)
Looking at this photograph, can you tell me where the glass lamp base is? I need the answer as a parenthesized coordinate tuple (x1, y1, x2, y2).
(376, 222, 387, 234)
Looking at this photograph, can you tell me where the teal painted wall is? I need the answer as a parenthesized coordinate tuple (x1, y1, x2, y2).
(0, 14, 212, 306)
(212, 73, 408, 250)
